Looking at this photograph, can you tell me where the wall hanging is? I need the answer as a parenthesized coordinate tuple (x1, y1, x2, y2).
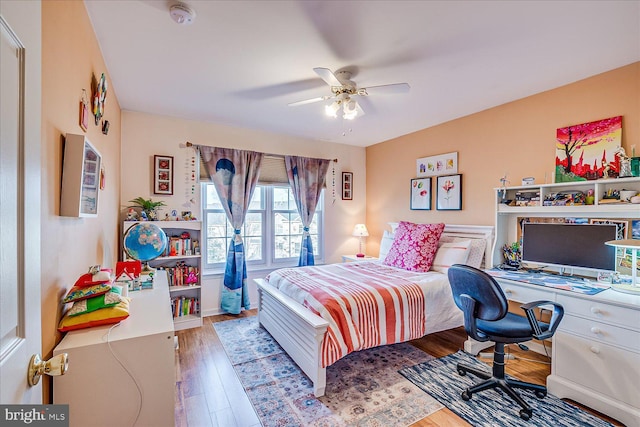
(410, 178, 431, 210)
(154, 155, 174, 195)
(436, 174, 462, 210)
(416, 152, 458, 177)
(342, 172, 353, 200)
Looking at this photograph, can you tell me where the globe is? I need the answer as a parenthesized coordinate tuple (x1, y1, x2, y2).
(123, 223, 168, 268)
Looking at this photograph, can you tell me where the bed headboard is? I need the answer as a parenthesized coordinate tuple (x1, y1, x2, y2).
(386, 222, 495, 269)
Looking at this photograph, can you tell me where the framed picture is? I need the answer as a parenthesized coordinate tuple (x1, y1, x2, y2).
(416, 152, 458, 177)
(436, 174, 462, 210)
(410, 178, 431, 210)
(342, 172, 353, 200)
(154, 155, 173, 195)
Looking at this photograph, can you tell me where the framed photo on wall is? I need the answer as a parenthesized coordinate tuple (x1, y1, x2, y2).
(154, 155, 173, 195)
(410, 178, 431, 210)
(436, 174, 462, 210)
(342, 172, 353, 200)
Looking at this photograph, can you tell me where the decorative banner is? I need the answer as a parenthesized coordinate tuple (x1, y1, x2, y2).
(555, 116, 622, 182)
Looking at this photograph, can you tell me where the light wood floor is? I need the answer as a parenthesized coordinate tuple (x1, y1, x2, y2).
(174, 311, 622, 427)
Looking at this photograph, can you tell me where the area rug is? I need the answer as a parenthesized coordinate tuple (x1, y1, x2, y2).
(213, 317, 443, 426)
(399, 351, 614, 427)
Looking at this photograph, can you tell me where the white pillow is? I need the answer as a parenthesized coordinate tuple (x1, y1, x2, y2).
(440, 236, 487, 268)
(431, 240, 472, 273)
(379, 230, 395, 260)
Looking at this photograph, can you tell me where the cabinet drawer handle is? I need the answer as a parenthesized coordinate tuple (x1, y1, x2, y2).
(590, 307, 602, 315)
(504, 288, 513, 295)
(590, 327, 602, 335)
(589, 346, 600, 354)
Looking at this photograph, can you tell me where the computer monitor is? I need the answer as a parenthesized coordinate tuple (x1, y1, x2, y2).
(521, 222, 617, 272)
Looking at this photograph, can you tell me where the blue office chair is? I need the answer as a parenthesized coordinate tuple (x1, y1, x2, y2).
(447, 264, 564, 420)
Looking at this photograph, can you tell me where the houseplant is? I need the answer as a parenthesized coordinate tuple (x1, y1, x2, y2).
(128, 197, 166, 221)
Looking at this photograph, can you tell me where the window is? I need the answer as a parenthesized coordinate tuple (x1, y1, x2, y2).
(202, 184, 323, 270)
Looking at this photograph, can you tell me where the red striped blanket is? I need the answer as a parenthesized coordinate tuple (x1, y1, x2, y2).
(265, 261, 458, 367)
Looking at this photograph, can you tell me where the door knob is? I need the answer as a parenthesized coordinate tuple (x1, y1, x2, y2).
(28, 353, 68, 386)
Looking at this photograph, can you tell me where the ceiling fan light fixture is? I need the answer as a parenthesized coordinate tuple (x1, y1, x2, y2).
(343, 99, 358, 120)
(325, 100, 340, 117)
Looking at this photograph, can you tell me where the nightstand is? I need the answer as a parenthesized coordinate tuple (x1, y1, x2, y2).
(342, 254, 376, 262)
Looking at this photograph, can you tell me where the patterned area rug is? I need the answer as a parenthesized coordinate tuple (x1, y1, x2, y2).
(213, 317, 443, 427)
(399, 351, 614, 427)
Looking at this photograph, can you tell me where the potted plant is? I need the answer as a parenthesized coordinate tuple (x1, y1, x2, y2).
(128, 197, 166, 221)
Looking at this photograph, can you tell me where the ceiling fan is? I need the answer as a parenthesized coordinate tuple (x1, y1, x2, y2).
(288, 67, 410, 120)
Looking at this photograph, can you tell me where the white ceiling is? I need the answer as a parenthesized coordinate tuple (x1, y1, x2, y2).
(84, 0, 640, 147)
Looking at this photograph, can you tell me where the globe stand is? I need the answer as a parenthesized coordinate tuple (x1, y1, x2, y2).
(140, 262, 155, 275)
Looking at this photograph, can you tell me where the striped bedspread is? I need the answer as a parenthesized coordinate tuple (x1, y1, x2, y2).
(265, 260, 462, 367)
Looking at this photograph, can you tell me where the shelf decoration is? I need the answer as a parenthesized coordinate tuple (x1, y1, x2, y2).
(79, 89, 89, 132)
(555, 116, 622, 182)
(416, 152, 458, 177)
(410, 178, 431, 210)
(436, 174, 462, 210)
(342, 172, 353, 200)
(154, 155, 174, 195)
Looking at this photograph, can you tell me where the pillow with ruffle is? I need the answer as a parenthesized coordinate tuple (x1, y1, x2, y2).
(383, 221, 445, 272)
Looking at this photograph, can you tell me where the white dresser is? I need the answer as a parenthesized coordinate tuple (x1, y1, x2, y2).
(495, 277, 640, 427)
(53, 273, 176, 427)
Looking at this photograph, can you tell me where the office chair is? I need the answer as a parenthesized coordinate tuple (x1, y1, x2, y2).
(447, 264, 564, 420)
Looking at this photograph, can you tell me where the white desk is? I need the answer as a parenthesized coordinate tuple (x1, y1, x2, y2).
(54, 273, 175, 427)
(489, 276, 640, 427)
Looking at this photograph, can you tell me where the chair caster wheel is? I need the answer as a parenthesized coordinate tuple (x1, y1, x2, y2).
(457, 368, 466, 376)
(535, 390, 547, 399)
(519, 408, 532, 420)
(461, 390, 472, 401)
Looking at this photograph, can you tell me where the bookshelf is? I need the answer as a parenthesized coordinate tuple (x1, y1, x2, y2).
(124, 220, 202, 331)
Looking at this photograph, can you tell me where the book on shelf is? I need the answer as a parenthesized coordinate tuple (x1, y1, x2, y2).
(164, 234, 199, 257)
(158, 264, 199, 287)
(171, 296, 200, 318)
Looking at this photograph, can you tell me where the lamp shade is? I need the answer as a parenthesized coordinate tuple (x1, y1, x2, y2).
(352, 224, 369, 237)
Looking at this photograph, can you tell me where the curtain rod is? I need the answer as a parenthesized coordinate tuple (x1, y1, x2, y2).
(185, 141, 338, 163)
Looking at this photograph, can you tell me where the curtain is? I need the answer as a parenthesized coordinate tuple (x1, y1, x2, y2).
(200, 146, 263, 314)
(285, 156, 330, 266)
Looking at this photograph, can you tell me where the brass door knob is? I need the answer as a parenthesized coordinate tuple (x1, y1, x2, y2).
(28, 353, 68, 386)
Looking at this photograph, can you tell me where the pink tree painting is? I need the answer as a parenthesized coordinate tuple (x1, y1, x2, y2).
(555, 116, 622, 182)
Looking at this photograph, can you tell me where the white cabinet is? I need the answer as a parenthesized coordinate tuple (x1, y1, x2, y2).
(60, 133, 101, 217)
(124, 220, 202, 331)
(53, 273, 175, 427)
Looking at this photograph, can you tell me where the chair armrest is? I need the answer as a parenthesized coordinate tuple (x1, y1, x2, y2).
(460, 294, 489, 342)
(520, 300, 564, 340)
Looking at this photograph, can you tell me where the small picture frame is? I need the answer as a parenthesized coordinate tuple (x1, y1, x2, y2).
(436, 174, 462, 210)
(342, 172, 353, 200)
(154, 155, 173, 195)
(410, 178, 431, 210)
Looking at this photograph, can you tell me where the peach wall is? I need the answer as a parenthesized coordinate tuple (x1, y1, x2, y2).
(41, 0, 122, 393)
(366, 63, 640, 255)
(121, 111, 366, 314)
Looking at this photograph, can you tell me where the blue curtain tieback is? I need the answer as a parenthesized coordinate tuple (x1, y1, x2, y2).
(303, 227, 310, 232)
(234, 229, 241, 234)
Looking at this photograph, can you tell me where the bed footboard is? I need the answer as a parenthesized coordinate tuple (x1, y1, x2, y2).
(255, 278, 329, 397)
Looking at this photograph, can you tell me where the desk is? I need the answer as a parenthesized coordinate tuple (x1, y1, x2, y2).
(483, 274, 640, 427)
(53, 273, 175, 427)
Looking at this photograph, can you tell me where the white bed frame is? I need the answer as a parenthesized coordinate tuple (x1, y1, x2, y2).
(255, 224, 494, 397)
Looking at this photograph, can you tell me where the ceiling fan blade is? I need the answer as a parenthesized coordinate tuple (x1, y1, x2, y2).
(313, 67, 342, 87)
(360, 83, 410, 95)
(288, 95, 331, 107)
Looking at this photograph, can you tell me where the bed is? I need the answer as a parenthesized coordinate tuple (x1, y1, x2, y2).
(254, 224, 494, 396)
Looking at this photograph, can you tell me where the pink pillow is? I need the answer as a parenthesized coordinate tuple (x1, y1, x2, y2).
(383, 222, 445, 272)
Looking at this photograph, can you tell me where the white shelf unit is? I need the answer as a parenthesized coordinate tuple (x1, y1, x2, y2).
(492, 177, 640, 268)
(124, 220, 202, 331)
(60, 133, 101, 217)
(490, 176, 640, 426)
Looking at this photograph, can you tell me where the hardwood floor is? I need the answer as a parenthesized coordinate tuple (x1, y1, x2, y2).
(174, 311, 622, 426)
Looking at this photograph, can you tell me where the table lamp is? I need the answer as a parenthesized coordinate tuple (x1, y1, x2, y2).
(352, 224, 369, 257)
(605, 239, 640, 294)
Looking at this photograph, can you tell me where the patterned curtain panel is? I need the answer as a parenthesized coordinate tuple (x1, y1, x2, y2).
(285, 156, 330, 266)
(200, 146, 263, 314)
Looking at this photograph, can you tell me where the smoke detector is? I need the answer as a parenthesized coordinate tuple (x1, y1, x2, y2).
(170, 3, 196, 25)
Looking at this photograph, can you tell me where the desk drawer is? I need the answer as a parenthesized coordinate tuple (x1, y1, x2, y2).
(554, 331, 640, 408)
(559, 314, 640, 353)
(557, 294, 639, 330)
(498, 281, 551, 303)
